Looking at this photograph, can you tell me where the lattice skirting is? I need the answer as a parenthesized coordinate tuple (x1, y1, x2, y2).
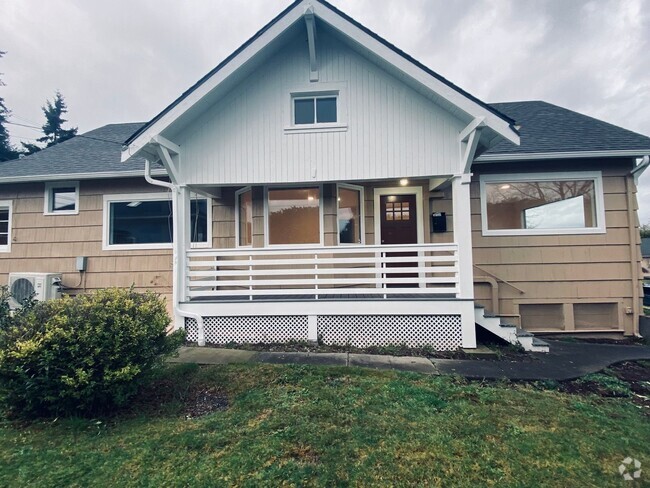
(185, 315, 309, 344)
(185, 314, 463, 350)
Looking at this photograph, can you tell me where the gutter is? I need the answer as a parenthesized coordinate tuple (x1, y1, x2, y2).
(475, 149, 650, 162)
(631, 155, 650, 184)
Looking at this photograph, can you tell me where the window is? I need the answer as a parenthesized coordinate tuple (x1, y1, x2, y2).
(0, 201, 11, 252)
(294, 96, 337, 125)
(480, 172, 606, 236)
(267, 187, 321, 245)
(338, 184, 363, 244)
(236, 187, 253, 247)
(103, 193, 210, 250)
(385, 201, 410, 221)
(44, 181, 79, 215)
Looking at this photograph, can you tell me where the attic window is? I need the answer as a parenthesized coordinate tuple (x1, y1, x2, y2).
(44, 181, 79, 215)
(294, 96, 337, 125)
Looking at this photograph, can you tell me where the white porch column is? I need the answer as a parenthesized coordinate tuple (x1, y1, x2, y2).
(172, 185, 191, 327)
(452, 174, 477, 348)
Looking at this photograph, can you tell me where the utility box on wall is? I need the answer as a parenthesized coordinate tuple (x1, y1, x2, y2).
(431, 212, 447, 233)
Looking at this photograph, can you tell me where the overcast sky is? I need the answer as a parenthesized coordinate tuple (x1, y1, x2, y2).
(1, 0, 649, 222)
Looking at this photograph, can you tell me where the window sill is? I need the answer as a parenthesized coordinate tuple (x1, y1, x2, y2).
(102, 242, 210, 251)
(44, 210, 79, 216)
(482, 227, 607, 237)
(284, 123, 348, 134)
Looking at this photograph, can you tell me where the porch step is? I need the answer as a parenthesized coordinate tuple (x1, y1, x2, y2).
(474, 306, 550, 353)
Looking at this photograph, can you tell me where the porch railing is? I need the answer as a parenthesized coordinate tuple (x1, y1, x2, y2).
(185, 243, 459, 300)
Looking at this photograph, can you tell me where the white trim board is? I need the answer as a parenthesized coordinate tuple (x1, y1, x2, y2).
(475, 149, 650, 162)
(337, 183, 365, 245)
(235, 186, 253, 248)
(373, 186, 424, 245)
(479, 171, 607, 236)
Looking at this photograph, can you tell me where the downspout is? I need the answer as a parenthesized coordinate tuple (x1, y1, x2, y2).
(144, 159, 206, 346)
(625, 155, 648, 336)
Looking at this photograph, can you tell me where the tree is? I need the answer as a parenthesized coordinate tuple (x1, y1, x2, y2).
(640, 223, 650, 239)
(0, 51, 18, 162)
(36, 90, 77, 148)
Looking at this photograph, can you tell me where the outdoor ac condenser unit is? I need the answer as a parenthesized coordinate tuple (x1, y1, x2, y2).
(7, 272, 62, 309)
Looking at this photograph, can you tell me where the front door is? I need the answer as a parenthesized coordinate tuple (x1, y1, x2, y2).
(379, 194, 418, 287)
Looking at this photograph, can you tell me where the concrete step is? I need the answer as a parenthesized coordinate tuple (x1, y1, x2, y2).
(474, 306, 549, 353)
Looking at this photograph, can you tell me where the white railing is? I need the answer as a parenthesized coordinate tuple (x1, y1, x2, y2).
(186, 243, 459, 300)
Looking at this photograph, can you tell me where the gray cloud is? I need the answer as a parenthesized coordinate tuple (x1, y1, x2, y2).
(1, 0, 649, 222)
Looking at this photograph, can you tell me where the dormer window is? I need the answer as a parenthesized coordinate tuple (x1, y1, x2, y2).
(294, 95, 337, 124)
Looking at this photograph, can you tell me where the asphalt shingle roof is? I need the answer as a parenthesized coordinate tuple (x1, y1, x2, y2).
(0, 123, 149, 181)
(483, 101, 650, 157)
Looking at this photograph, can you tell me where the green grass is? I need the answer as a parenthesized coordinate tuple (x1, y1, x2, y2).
(1, 363, 649, 487)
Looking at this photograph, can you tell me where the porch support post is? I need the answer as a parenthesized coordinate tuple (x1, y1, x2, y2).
(453, 175, 477, 348)
(172, 185, 201, 341)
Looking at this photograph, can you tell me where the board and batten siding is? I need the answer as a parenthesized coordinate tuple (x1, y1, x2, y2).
(174, 28, 465, 186)
(469, 159, 641, 335)
(0, 179, 175, 313)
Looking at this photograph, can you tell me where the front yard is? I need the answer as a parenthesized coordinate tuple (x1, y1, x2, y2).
(1, 362, 648, 487)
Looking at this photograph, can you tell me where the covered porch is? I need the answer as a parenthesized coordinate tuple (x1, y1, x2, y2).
(171, 174, 477, 350)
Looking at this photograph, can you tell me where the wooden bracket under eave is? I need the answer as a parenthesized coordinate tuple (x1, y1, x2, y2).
(304, 6, 318, 82)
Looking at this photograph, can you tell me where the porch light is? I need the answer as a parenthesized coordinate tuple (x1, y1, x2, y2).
(308, 196, 315, 201)
(399, 179, 409, 186)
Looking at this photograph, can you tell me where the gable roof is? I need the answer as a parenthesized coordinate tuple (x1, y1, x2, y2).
(477, 101, 650, 161)
(123, 0, 519, 159)
(0, 123, 164, 183)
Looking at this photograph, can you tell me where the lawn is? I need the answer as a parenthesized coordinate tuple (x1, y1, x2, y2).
(1, 363, 648, 487)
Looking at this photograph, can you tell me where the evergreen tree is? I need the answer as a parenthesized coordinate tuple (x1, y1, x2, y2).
(37, 90, 77, 147)
(0, 51, 18, 162)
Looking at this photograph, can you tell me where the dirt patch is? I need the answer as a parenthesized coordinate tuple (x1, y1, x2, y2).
(183, 387, 228, 419)
(190, 339, 533, 361)
(555, 361, 650, 415)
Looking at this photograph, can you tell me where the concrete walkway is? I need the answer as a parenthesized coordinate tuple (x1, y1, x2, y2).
(170, 340, 650, 381)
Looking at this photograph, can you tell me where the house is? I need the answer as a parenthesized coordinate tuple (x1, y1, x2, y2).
(2, 0, 649, 351)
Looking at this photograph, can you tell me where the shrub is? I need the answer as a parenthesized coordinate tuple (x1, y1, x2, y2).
(0, 288, 184, 417)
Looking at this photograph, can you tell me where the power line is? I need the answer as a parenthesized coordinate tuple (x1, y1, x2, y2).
(5, 120, 125, 146)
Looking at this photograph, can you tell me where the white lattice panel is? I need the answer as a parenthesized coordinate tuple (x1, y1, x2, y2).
(185, 315, 309, 344)
(318, 315, 462, 350)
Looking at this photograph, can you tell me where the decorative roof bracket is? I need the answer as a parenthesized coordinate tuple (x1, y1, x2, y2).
(304, 6, 318, 82)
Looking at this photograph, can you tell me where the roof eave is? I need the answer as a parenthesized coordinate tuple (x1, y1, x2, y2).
(0, 168, 167, 185)
(475, 149, 650, 163)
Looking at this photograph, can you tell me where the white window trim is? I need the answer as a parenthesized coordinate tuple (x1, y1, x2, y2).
(235, 186, 253, 248)
(44, 181, 79, 215)
(0, 200, 12, 253)
(337, 183, 365, 245)
(264, 184, 324, 247)
(285, 82, 348, 134)
(479, 171, 607, 236)
(373, 186, 424, 245)
(102, 192, 212, 251)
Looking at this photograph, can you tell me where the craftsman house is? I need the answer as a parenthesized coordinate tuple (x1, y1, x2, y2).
(1, 0, 649, 352)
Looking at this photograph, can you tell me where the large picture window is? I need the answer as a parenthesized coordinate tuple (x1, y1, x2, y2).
(267, 187, 321, 245)
(103, 193, 210, 249)
(337, 184, 363, 244)
(0, 201, 11, 252)
(480, 172, 606, 236)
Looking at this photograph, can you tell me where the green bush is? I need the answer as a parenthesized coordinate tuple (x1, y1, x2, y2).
(0, 288, 184, 417)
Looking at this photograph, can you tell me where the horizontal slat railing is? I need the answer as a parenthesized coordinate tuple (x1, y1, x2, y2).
(186, 243, 459, 300)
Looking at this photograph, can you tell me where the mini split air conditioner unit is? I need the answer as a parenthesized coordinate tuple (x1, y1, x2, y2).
(8, 273, 62, 309)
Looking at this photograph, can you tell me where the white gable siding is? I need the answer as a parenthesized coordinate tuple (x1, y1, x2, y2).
(175, 30, 464, 185)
